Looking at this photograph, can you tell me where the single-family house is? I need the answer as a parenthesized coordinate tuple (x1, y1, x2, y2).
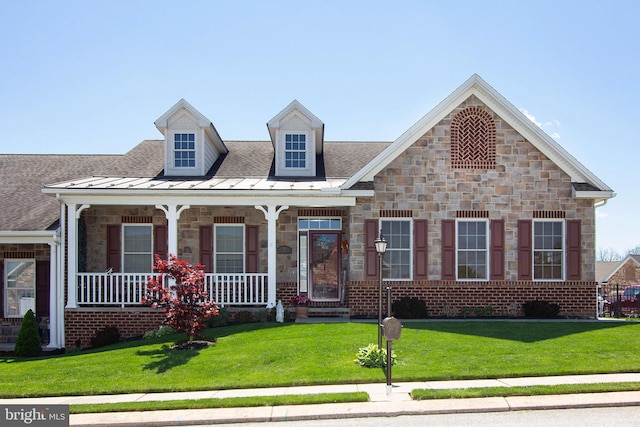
(0, 75, 615, 349)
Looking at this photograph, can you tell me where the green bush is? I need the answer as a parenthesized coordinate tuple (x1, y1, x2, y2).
(523, 300, 560, 318)
(142, 325, 177, 339)
(354, 343, 397, 368)
(90, 326, 120, 349)
(392, 297, 428, 319)
(14, 309, 42, 357)
(460, 306, 496, 318)
(205, 307, 230, 328)
(232, 311, 255, 324)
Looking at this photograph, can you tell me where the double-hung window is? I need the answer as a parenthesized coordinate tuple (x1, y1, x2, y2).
(533, 220, 564, 280)
(123, 225, 153, 273)
(284, 133, 307, 169)
(380, 220, 412, 280)
(215, 225, 245, 273)
(4, 259, 36, 317)
(174, 133, 196, 168)
(457, 220, 488, 280)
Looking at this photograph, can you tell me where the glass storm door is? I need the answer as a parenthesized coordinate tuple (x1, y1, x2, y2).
(309, 231, 341, 301)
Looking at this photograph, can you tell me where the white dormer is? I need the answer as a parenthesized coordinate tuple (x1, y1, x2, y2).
(155, 99, 227, 176)
(267, 100, 324, 177)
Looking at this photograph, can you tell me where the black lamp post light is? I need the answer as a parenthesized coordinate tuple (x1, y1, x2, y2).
(374, 230, 387, 348)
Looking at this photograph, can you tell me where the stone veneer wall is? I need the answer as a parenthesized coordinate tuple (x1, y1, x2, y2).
(347, 95, 596, 282)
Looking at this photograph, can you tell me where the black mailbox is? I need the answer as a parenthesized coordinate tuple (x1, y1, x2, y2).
(382, 316, 402, 341)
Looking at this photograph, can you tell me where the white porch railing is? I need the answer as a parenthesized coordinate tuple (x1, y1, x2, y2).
(203, 274, 268, 307)
(76, 273, 268, 307)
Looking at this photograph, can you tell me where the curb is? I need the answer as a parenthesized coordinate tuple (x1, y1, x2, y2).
(69, 391, 640, 426)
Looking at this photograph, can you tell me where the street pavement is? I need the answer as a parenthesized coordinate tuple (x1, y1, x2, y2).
(2, 373, 640, 426)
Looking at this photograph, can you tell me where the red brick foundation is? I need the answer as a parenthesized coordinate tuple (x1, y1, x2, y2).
(346, 280, 596, 318)
(65, 309, 165, 349)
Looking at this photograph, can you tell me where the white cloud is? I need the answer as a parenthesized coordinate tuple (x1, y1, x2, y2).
(519, 108, 541, 127)
(519, 108, 561, 140)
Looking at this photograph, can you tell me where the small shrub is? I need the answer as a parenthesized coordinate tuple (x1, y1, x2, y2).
(14, 309, 42, 357)
(354, 343, 397, 368)
(460, 306, 496, 318)
(143, 325, 177, 339)
(392, 297, 428, 319)
(523, 300, 560, 318)
(232, 311, 255, 324)
(90, 326, 120, 349)
(205, 307, 230, 328)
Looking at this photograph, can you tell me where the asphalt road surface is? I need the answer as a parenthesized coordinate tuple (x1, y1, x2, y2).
(210, 406, 640, 427)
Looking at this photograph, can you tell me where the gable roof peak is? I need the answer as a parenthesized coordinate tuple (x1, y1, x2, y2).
(342, 74, 614, 202)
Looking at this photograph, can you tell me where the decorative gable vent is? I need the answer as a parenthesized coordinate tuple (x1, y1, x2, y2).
(267, 100, 324, 177)
(451, 106, 496, 169)
(154, 99, 228, 177)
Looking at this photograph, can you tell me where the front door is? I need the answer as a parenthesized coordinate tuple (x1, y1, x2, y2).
(309, 231, 341, 301)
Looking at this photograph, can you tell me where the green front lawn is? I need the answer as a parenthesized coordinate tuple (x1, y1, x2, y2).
(1, 321, 639, 398)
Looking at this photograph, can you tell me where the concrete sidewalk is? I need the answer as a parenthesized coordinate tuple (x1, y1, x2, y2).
(3, 373, 640, 426)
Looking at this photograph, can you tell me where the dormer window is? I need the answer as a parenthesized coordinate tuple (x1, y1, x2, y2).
(285, 133, 307, 169)
(174, 133, 196, 168)
(267, 100, 324, 177)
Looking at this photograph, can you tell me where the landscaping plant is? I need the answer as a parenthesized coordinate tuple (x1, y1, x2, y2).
(13, 309, 42, 357)
(142, 254, 218, 342)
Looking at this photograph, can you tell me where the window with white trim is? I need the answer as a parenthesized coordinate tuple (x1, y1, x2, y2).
(381, 219, 412, 280)
(4, 259, 36, 318)
(123, 225, 153, 273)
(215, 225, 245, 273)
(284, 133, 307, 169)
(457, 220, 488, 280)
(174, 133, 196, 168)
(533, 220, 564, 280)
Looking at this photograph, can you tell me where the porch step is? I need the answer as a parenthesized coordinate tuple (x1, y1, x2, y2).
(296, 307, 350, 323)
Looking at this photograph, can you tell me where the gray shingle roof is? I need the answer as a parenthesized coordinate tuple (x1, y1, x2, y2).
(2, 139, 389, 231)
(0, 140, 164, 231)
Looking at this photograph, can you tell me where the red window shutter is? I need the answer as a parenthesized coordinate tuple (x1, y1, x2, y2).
(154, 225, 168, 261)
(441, 220, 455, 280)
(107, 224, 121, 273)
(36, 260, 50, 317)
(246, 225, 259, 273)
(566, 220, 581, 280)
(199, 225, 213, 273)
(490, 219, 505, 280)
(414, 219, 428, 279)
(518, 220, 532, 280)
(364, 219, 379, 280)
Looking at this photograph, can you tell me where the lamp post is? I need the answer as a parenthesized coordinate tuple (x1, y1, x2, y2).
(375, 230, 387, 348)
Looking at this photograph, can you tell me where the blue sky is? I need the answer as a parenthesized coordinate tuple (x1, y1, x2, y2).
(1, 0, 638, 254)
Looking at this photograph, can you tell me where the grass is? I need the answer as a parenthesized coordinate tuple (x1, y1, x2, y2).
(70, 392, 369, 414)
(1, 321, 640, 398)
(411, 382, 640, 400)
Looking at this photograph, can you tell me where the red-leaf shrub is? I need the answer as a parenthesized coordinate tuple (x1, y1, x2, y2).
(142, 254, 218, 341)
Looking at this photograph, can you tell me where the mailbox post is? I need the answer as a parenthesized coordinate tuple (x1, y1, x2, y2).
(382, 315, 402, 393)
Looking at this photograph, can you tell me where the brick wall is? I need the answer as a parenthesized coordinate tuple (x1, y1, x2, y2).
(65, 309, 165, 349)
(346, 280, 596, 318)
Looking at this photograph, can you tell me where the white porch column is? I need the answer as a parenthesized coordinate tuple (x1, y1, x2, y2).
(66, 204, 89, 309)
(47, 238, 60, 349)
(66, 204, 78, 309)
(156, 204, 190, 257)
(255, 204, 288, 308)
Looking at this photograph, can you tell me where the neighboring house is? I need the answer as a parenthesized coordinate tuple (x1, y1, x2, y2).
(0, 75, 615, 349)
(600, 255, 640, 287)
